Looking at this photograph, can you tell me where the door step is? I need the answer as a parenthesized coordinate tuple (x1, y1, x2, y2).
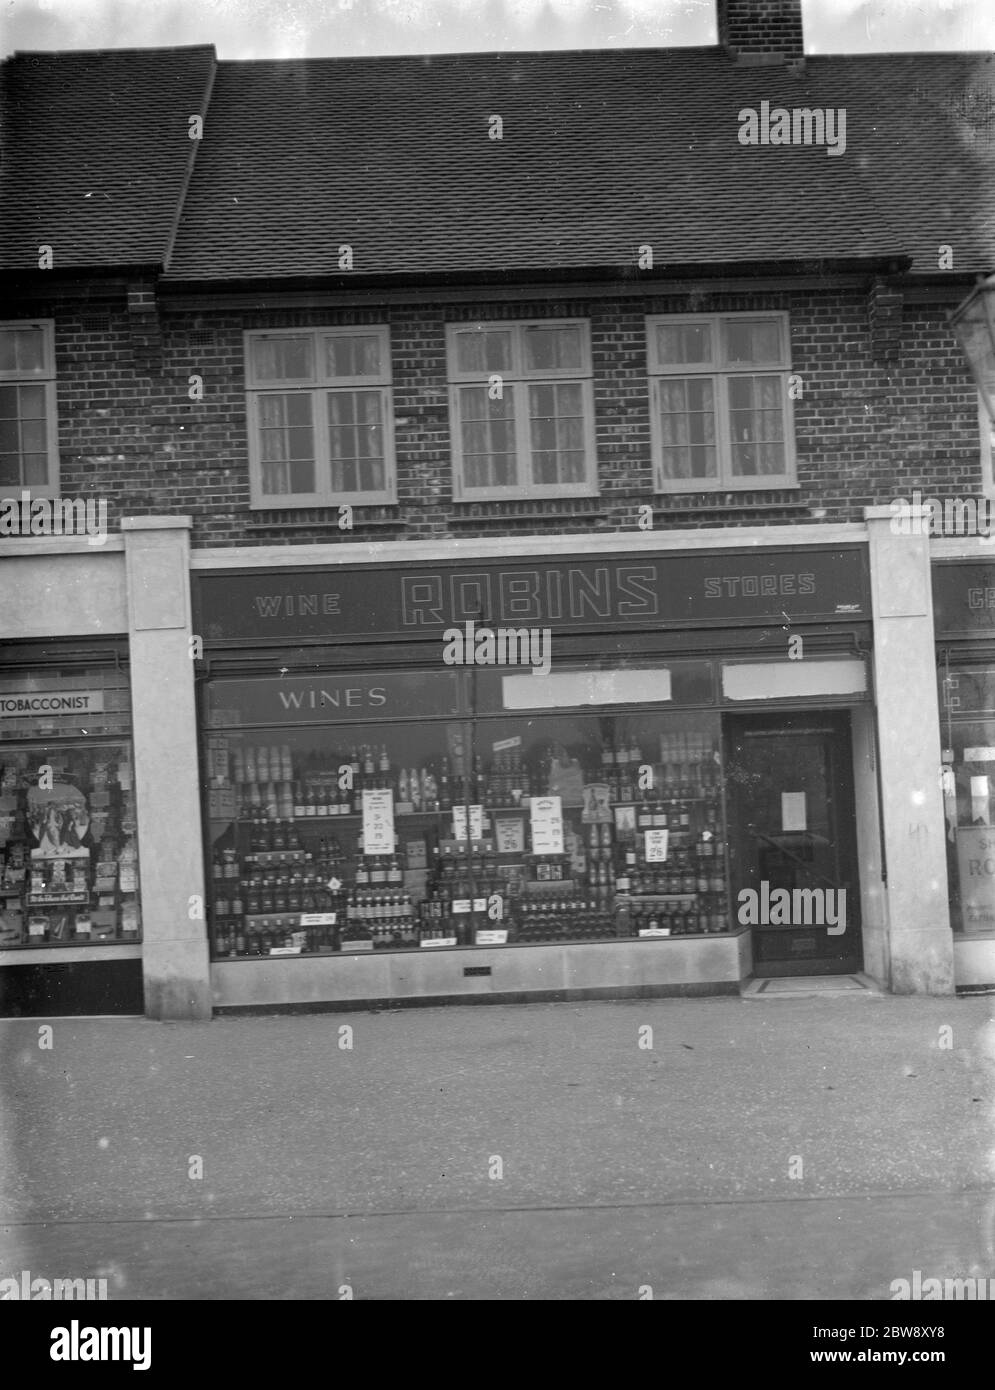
(742, 973, 882, 999)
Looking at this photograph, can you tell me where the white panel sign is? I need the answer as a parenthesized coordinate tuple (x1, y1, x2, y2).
(530, 796, 564, 855)
(722, 659, 867, 701)
(452, 805, 484, 841)
(781, 792, 808, 833)
(644, 829, 669, 862)
(362, 789, 395, 854)
(503, 669, 671, 710)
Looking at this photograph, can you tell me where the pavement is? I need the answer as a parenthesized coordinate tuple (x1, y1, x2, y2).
(1, 992, 994, 1300)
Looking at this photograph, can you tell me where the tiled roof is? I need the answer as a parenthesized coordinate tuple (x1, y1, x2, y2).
(0, 46, 216, 270)
(164, 47, 995, 281)
(1, 44, 992, 282)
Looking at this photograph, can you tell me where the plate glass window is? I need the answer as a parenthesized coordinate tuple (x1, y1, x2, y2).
(246, 327, 395, 508)
(647, 313, 795, 493)
(447, 321, 596, 500)
(0, 321, 57, 494)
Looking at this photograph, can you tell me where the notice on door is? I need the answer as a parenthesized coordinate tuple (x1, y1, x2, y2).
(781, 791, 807, 833)
(956, 826, 995, 932)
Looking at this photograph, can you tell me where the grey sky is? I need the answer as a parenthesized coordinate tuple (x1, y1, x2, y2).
(2, 0, 993, 60)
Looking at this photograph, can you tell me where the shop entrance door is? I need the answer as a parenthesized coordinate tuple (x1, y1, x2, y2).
(724, 711, 862, 976)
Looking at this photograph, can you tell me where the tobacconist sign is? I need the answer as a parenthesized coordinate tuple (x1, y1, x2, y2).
(194, 547, 870, 646)
(0, 689, 105, 718)
(932, 561, 995, 637)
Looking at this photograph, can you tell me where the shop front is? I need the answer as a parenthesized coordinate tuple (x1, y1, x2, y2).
(0, 640, 144, 1015)
(932, 556, 995, 989)
(194, 543, 875, 1010)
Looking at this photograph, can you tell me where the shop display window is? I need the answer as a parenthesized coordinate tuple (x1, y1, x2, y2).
(204, 697, 732, 958)
(939, 663, 995, 934)
(0, 743, 141, 947)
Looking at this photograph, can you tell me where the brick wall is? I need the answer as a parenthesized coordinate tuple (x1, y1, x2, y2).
(14, 282, 989, 549)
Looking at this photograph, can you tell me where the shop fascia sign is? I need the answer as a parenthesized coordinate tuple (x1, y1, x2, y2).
(207, 670, 461, 725)
(932, 560, 995, 636)
(195, 548, 869, 645)
(0, 690, 105, 718)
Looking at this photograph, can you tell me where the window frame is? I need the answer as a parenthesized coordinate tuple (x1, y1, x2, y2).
(446, 319, 598, 501)
(646, 312, 797, 494)
(245, 325, 397, 509)
(0, 318, 59, 497)
(980, 392, 995, 500)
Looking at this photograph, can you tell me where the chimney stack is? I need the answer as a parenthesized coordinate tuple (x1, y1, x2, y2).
(717, 0, 805, 66)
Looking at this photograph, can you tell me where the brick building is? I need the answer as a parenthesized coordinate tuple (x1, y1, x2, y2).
(1, 0, 994, 1017)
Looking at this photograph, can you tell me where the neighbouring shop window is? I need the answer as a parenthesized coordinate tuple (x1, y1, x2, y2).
(0, 319, 58, 494)
(0, 743, 141, 948)
(204, 692, 732, 959)
(446, 320, 597, 501)
(245, 326, 396, 508)
(939, 663, 995, 934)
(646, 312, 796, 493)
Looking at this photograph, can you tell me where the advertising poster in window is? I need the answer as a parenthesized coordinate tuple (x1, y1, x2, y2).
(26, 783, 92, 905)
(956, 827, 995, 932)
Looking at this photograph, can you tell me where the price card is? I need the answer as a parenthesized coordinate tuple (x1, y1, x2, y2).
(492, 736, 522, 752)
(207, 736, 229, 783)
(638, 927, 671, 938)
(644, 828, 669, 863)
(452, 805, 484, 841)
(495, 816, 525, 854)
(529, 796, 564, 856)
(475, 928, 508, 945)
(362, 789, 395, 854)
(300, 912, 337, 926)
(269, 946, 302, 956)
(420, 937, 458, 948)
(208, 787, 236, 821)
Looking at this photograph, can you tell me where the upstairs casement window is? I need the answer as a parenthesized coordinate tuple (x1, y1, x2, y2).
(245, 327, 396, 508)
(447, 320, 597, 500)
(647, 313, 797, 492)
(0, 320, 58, 495)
